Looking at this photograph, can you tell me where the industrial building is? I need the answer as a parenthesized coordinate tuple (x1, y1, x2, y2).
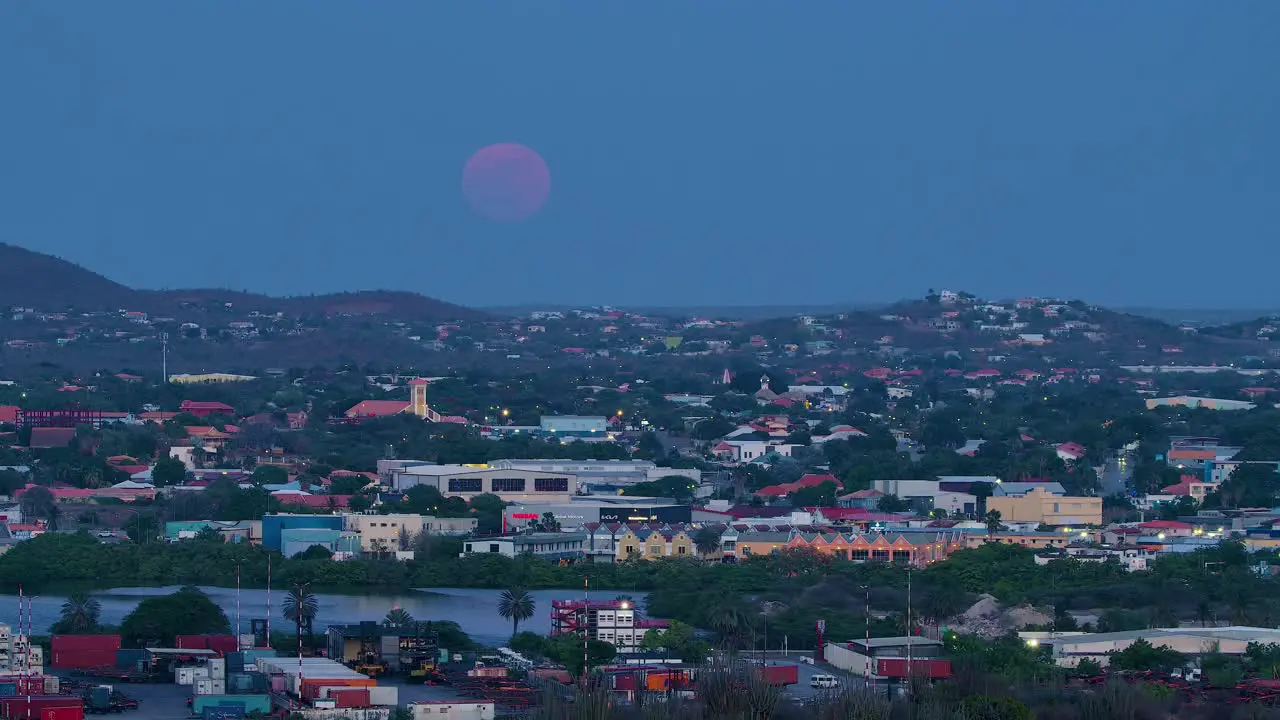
(1019, 626, 1280, 668)
(538, 415, 609, 435)
(261, 514, 360, 557)
(503, 497, 692, 530)
(823, 637, 952, 683)
(386, 465, 578, 503)
(550, 599, 666, 652)
(488, 459, 699, 491)
(325, 621, 441, 675)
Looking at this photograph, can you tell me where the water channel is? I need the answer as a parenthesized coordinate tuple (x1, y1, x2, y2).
(0, 587, 651, 647)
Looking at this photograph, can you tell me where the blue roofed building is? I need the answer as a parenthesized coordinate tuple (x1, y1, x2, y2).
(280, 528, 360, 558)
(262, 514, 344, 551)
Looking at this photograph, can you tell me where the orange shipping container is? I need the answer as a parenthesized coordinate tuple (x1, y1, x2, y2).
(299, 677, 375, 700)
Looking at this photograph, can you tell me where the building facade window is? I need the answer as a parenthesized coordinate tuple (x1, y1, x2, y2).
(491, 478, 526, 493)
(535, 477, 570, 492)
(447, 478, 483, 493)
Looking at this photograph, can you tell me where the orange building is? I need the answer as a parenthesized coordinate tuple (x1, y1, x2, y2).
(735, 529, 965, 567)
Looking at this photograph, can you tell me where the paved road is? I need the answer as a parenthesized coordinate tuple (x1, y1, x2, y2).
(1099, 453, 1133, 497)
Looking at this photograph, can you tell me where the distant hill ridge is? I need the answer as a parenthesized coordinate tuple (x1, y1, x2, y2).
(0, 242, 484, 321)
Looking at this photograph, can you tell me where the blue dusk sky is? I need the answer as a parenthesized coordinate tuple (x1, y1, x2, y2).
(0, 1, 1276, 309)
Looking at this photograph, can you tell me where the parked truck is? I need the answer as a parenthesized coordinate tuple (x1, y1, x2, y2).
(753, 664, 799, 687)
(84, 685, 139, 714)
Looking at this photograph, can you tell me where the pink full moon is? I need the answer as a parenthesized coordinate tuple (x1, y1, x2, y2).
(461, 143, 551, 222)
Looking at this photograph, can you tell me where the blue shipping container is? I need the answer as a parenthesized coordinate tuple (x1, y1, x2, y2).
(116, 649, 147, 670)
(192, 695, 271, 715)
(0, 682, 17, 697)
(204, 707, 245, 720)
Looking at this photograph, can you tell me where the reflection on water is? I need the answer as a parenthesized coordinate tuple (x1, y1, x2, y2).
(2, 587, 649, 646)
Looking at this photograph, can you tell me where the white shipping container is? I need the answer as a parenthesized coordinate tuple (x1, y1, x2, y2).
(368, 686, 398, 707)
(410, 702, 495, 720)
(195, 679, 215, 696)
(43, 677, 59, 695)
(313, 700, 337, 710)
(208, 658, 226, 678)
(176, 667, 196, 686)
(192, 666, 211, 679)
(238, 634, 255, 649)
(210, 680, 226, 695)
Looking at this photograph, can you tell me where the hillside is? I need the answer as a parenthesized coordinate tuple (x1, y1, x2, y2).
(0, 243, 484, 322)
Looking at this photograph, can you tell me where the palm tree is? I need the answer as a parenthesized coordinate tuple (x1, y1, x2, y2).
(693, 527, 722, 558)
(984, 510, 1003, 534)
(385, 607, 414, 627)
(58, 593, 102, 633)
(282, 582, 319, 646)
(497, 588, 535, 636)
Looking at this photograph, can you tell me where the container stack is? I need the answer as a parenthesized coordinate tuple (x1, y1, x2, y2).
(191, 693, 272, 719)
(254, 657, 398, 708)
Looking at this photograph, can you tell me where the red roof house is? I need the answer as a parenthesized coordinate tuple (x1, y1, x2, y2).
(179, 400, 235, 418)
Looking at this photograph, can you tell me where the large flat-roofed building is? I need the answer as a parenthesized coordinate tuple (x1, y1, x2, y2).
(504, 497, 692, 530)
(488, 459, 699, 491)
(460, 531, 587, 561)
(389, 464, 577, 503)
(539, 415, 608, 435)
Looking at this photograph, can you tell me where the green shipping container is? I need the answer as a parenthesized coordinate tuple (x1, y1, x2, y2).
(192, 695, 272, 715)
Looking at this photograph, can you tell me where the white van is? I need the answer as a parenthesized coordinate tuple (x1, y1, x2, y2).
(809, 674, 840, 689)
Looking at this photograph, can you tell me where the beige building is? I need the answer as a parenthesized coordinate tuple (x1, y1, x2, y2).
(988, 487, 1101, 526)
(343, 513, 425, 552)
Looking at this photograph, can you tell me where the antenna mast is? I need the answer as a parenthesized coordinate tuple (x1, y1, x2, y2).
(160, 332, 169, 382)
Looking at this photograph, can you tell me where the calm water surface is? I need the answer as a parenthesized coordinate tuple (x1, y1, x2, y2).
(1, 587, 650, 646)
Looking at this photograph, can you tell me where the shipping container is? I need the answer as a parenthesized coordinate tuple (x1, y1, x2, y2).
(191, 695, 272, 715)
(1, 695, 84, 720)
(208, 658, 226, 679)
(410, 702, 496, 720)
(875, 658, 952, 680)
(40, 706, 84, 720)
(299, 678, 375, 701)
(176, 636, 239, 655)
(49, 636, 121, 670)
(203, 708, 244, 720)
(195, 679, 228, 696)
(754, 665, 799, 686)
(0, 683, 17, 697)
(225, 672, 268, 695)
(114, 649, 146, 671)
(330, 689, 370, 709)
(367, 687, 397, 707)
(466, 666, 508, 679)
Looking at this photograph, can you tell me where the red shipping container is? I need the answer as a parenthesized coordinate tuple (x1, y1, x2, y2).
(50, 636, 121, 670)
(875, 658, 952, 679)
(41, 707, 84, 720)
(2, 696, 83, 720)
(753, 665, 798, 686)
(331, 689, 370, 709)
(176, 635, 238, 655)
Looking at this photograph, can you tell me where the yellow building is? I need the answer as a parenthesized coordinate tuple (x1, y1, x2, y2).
(343, 513, 425, 553)
(988, 487, 1102, 527)
(614, 528, 694, 561)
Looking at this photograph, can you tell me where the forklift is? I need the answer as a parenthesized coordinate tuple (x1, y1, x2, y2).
(354, 626, 387, 678)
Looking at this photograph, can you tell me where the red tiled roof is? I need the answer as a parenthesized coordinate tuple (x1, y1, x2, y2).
(345, 400, 411, 418)
(180, 400, 235, 412)
(1138, 520, 1194, 530)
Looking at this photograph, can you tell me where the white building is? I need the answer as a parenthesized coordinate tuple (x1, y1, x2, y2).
(1029, 627, 1280, 668)
(388, 465, 578, 503)
(460, 531, 586, 561)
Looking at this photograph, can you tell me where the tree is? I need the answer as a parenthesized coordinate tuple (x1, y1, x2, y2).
(120, 586, 229, 647)
(693, 527, 722, 557)
(151, 457, 188, 487)
(282, 583, 319, 641)
(531, 512, 561, 533)
(985, 510, 1004, 534)
(251, 465, 289, 487)
(497, 588, 535, 636)
(384, 607, 414, 627)
(19, 486, 55, 523)
(1108, 638, 1185, 673)
(54, 592, 102, 633)
(790, 481, 839, 508)
(876, 494, 910, 513)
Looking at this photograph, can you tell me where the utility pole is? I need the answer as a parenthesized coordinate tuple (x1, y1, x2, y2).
(160, 332, 169, 382)
(864, 584, 873, 691)
(906, 568, 913, 686)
